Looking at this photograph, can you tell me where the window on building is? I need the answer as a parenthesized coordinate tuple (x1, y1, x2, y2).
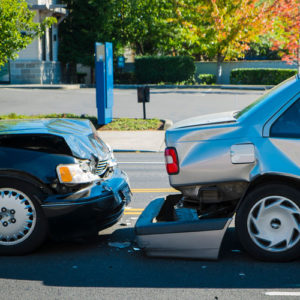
(42, 34, 46, 61)
(49, 26, 53, 61)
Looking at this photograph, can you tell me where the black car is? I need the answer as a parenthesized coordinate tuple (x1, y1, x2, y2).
(0, 118, 131, 255)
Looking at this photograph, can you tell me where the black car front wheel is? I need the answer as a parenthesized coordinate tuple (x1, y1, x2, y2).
(236, 184, 300, 262)
(0, 179, 47, 255)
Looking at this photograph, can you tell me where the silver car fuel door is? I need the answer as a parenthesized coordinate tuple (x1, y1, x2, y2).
(230, 144, 255, 164)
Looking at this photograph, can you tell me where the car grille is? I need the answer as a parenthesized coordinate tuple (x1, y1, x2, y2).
(95, 160, 108, 176)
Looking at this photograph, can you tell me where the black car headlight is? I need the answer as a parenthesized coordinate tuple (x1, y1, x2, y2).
(56, 160, 99, 184)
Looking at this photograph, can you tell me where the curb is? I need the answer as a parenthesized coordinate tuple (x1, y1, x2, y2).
(163, 119, 173, 130)
(0, 83, 273, 91)
(114, 84, 274, 91)
(0, 84, 81, 90)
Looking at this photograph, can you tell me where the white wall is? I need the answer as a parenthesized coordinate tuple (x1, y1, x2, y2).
(17, 13, 41, 60)
(195, 60, 298, 84)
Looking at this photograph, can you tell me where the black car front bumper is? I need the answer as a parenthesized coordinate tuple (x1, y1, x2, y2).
(41, 168, 131, 236)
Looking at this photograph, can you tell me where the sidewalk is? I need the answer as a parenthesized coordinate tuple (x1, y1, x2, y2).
(98, 130, 166, 152)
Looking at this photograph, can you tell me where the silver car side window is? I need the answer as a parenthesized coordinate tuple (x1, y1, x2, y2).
(270, 98, 300, 138)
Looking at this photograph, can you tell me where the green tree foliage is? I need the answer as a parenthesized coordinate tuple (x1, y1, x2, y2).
(0, 0, 55, 66)
(59, 0, 296, 79)
(59, 0, 116, 67)
(112, 0, 179, 55)
(171, 0, 273, 82)
(59, 0, 180, 67)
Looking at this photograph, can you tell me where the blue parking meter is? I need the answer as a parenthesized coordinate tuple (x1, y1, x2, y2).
(95, 42, 113, 125)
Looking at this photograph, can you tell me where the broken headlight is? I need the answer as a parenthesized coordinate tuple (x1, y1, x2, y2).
(56, 160, 99, 184)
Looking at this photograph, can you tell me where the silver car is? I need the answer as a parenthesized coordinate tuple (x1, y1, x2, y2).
(164, 75, 300, 261)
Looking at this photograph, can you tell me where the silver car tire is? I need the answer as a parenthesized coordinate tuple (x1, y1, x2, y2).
(236, 184, 300, 262)
(0, 179, 47, 255)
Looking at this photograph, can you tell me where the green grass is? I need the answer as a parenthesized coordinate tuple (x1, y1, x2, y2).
(99, 118, 162, 130)
(0, 113, 163, 131)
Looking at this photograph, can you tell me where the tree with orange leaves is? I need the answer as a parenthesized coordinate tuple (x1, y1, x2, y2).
(268, 0, 300, 72)
(172, 0, 273, 82)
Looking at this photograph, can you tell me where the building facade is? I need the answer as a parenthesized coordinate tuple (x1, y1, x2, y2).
(5, 0, 67, 84)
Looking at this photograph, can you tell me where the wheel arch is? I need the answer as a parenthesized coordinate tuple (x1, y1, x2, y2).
(0, 170, 53, 204)
(236, 174, 300, 211)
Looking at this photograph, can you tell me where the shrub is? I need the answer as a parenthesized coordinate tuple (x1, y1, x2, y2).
(197, 74, 216, 84)
(114, 71, 136, 84)
(135, 56, 195, 84)
(230, 68, 297, 85)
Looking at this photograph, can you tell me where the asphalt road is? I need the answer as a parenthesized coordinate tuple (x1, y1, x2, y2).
(0, 88, 264, 122)
(0, 153, 299, 300)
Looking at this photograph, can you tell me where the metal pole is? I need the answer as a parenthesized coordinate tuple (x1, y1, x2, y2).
(143, 100, 146, 119)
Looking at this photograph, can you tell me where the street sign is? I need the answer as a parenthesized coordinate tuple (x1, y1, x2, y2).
(117, 56, 125, 68)
(137, 86, 150, 119)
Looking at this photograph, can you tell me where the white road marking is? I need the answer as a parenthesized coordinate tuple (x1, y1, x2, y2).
(265, 291, 300, 296)
(119, 161, 165, 164)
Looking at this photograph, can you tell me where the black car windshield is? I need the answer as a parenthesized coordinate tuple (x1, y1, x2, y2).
(234, 76, 296, 119)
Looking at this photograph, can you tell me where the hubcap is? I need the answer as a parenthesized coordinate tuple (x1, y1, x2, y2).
(270, 218, 281, 229)
(0, 188, 36, 246)
(247, 196, 300, 252)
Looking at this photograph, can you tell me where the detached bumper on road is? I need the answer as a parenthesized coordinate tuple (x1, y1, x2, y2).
(135, 195, 231, 260)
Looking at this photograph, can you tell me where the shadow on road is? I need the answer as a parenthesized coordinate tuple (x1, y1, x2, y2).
(0, 227, 299, 289)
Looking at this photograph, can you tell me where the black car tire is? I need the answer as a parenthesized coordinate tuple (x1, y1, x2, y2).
(236, 184, 300, 262)
(0, 179, 48, 255)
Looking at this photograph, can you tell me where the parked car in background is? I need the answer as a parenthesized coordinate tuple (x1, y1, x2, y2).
(164, 75, 300, 261)
(0, 119, 131, 255)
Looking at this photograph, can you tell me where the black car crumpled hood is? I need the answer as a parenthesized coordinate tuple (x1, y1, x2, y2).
(0, 118, 111, 160)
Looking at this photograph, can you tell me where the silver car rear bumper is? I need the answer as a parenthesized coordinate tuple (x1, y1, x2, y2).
(135, 196, 232, 260)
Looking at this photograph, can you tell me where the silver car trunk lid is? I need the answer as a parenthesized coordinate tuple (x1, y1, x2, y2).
(173, 111, 236, 129)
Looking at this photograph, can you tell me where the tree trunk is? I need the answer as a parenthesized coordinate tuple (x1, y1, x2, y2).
(216, 53, 225, 84)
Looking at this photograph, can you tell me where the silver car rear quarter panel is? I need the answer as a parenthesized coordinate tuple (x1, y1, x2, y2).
(167, 126, 257, 186)
(166, 76, 300, 192)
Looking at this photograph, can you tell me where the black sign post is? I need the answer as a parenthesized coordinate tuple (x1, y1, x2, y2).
(137, 86, 150, 119)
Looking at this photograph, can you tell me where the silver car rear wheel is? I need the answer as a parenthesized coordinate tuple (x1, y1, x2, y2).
(247, 196, 300, 253)
(236, 184, 300, 261)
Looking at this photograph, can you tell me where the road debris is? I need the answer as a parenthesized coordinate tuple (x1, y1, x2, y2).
(133, 247, 141, 251)
(232, 249, 241, 253)
(120, 222, 131, 226)
(108, 241, 131, 249)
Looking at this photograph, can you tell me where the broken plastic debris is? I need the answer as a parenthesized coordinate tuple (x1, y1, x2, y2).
(120, 222, 131, 226)
(133, 247, 141, 251)
(232, 249, 241, 253)
(108, 241, 131, 249)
